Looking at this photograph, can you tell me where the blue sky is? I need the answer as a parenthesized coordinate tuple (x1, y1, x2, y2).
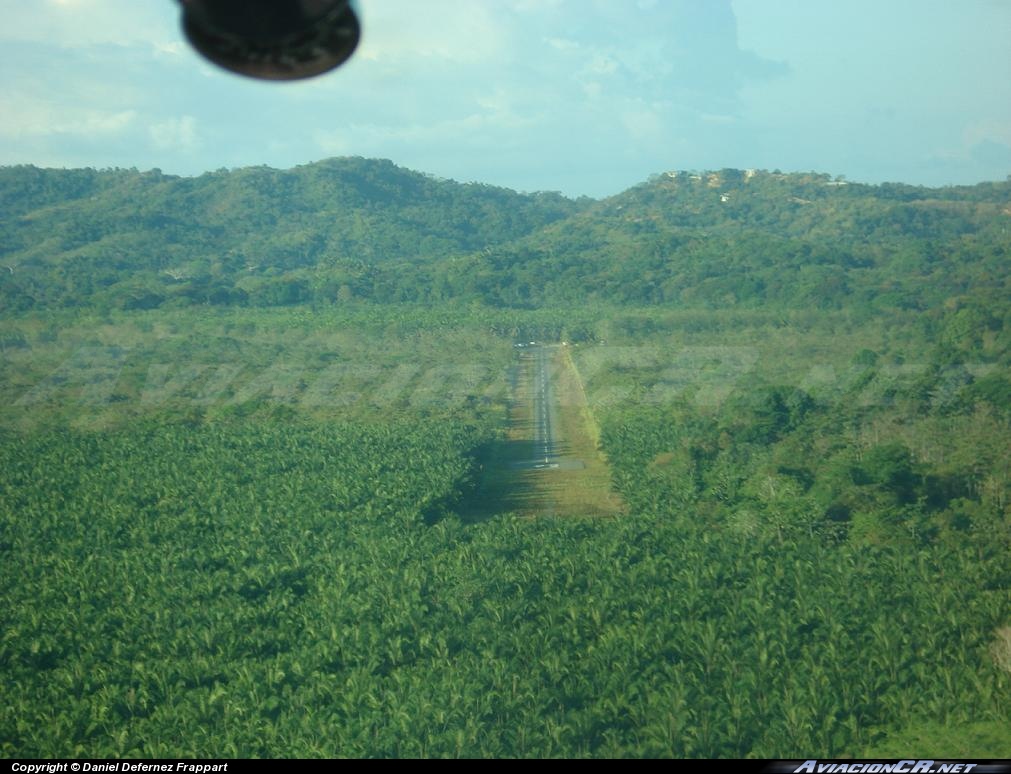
(1, 0, 1009, 197)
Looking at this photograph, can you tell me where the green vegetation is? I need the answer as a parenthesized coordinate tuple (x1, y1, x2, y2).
(3, 162, 1007, 316)
(1, 160, 1008, 756)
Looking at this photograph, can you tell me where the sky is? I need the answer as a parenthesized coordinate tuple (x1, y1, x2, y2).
(1, 0, 1009, 198)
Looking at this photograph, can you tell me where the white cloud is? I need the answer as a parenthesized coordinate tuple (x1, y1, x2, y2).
(700, 113, 737, 125)
(313, 129, 352, 157)
(962, 120, 1011, 151)
(149, 116, 199, 152)
(621, 106, 664, 141)
(76, 109, 136, 135)
(314, 108, 535, 159)
(546, 37, 579, 51)
(1, 0, 178, 48)
(0, 94, 136, 139)
(584, 53, 619, 76)
(356, 0, 511, 65)
(512, 0, 565, 14)
(153, 41, 187, 58)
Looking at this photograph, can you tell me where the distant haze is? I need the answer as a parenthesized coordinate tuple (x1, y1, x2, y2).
(1, 0, 1009, 197)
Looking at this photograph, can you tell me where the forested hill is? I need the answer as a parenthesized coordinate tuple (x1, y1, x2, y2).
(0, 159, 1007, 314)
(0, 158, 586, 311)
(421, 170, 1009, 311)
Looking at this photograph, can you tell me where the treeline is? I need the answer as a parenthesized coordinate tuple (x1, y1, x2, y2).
(1, 161, 1007, 315)
(0, 158, 585, 312)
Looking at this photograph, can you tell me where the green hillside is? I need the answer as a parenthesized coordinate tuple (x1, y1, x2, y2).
(2, 161, 1008, 315)
(0, 158, 586, 311)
